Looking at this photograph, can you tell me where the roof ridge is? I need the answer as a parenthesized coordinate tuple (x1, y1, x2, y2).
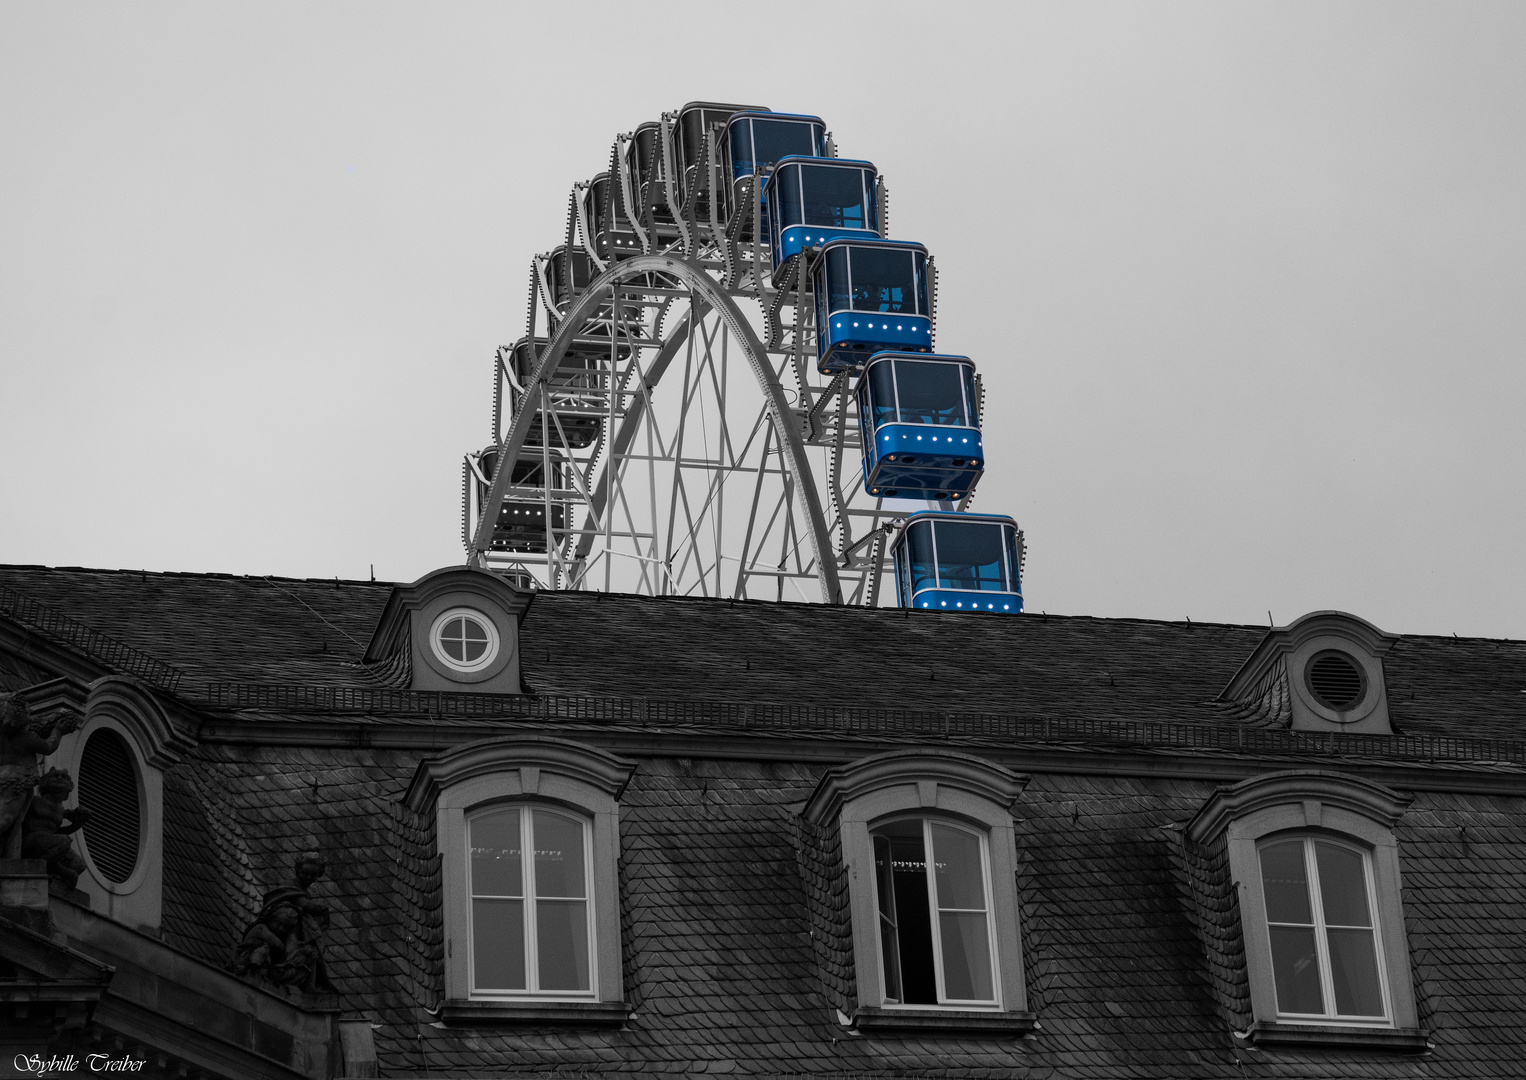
(0, 563, 391, 589)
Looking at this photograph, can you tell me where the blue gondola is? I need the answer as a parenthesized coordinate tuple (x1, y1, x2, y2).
(763, 157, 880, 283)
(890, 511, 1023, 613)
(812, 239, 932, 372)
(725, 111, 827, 226)
(858, 353, 982, 500)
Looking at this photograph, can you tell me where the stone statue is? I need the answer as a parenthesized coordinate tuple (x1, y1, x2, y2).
(0, 695, 82, 855)
(20, 768, 91, 890)
(230, 851, 334, 992)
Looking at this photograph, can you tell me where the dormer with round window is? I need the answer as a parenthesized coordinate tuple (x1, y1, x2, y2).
(364, 567, 532, 694)
(1220, 611, 1398, 735)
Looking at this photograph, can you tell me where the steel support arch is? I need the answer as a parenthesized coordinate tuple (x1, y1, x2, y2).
(468, 253, 843, 604)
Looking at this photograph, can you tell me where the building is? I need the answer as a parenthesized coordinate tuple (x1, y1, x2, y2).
(1, 562, 1524, 1077)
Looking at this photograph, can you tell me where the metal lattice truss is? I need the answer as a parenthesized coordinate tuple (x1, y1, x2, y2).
(464, 110, 971, 604)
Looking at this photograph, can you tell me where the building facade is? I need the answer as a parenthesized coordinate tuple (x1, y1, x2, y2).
(1, 563, 1524, 1077)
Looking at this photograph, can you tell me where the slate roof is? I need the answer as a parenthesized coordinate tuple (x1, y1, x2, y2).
(5, 563, 1526, 1076)
(4, 564, 1525, 741)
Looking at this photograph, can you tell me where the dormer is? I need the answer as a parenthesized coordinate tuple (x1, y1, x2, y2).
(364, 567, 532, 694)
(1220, 611, 1398, 735)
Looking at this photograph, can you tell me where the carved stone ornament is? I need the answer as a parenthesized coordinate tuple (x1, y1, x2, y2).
(20, 767, 91, 890)
(230, 850, 335, 993)
(0, 693, 84, 859)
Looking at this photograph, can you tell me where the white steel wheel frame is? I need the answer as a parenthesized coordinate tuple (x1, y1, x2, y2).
(469, 252, 859, 603)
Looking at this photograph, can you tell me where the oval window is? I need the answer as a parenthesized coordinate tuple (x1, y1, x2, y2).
(430, 608, 501, 674)
(77, 728, 142, 884)
(1306, 651, 1367, 713)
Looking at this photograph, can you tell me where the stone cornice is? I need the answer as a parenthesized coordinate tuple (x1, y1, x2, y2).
(403, 734, 637, 812)
(1186, 769, 1414, 844)
(802, 748, 1029, 826)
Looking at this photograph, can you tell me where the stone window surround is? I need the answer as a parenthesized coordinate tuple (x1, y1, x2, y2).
(1187, 770, 1428, 1051)
(43, 677, 190, 931)
(404, 735, 635, 1025)
(803, 749, 1035, 1035)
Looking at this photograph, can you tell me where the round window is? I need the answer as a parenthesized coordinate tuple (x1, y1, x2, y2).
(77, 728, 142, 884)
(430, 608, 500, 673)
(1305, 650, 1367, 713)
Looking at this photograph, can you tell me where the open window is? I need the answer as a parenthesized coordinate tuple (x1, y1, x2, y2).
(802, 750, 1033, 1034)
(1187, 770, 1427, 1051)
(405, 735, 636, 1024)
(873, 817, 997, 1007)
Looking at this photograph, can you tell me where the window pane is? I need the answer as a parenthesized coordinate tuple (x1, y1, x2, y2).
(930, 824, 986, 910)
(775, 166, 803, 228)
(536, 899, 591, 991)
(933, 522, 1006, 592)
(873, 835, 902, 1002)
(905, 521, 938, 597)
(865, 360, 896, 430)
(800, 165, 866, 229)
(747, 118, 818, 172)
(824, 246, 850, 314)
(1268, 925, 1324, 1014)
(1327, 927, 1385, 1016)
(848, 248, 915, 313)
(727, 121, 752, 175)
(1003, 527, 1021, 593)
(1315, 842, 1372, 927)
(533, 810, 587, 899)
(939, 911, 995, 1001)
(472, 897, 525, 990)
(1259, 841, 1312, 924)
(893, 361, 967, 426)
(872, 821, 937, 1005)
(442, 619, 467, 661)
(471, 809, 522, 897)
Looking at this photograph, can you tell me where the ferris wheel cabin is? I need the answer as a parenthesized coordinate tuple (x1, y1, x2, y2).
(503, 337, 609, 449)
(579, 172, 639, 264)
(676, 101, 766, 220)
(763, 157, 880, 284)
(890, 511, 1024, 613)
(812, 239, 932, 373)
(469, 446, 569, 554)
(858, 353, 983, 500)
(724, 111, 827, 226)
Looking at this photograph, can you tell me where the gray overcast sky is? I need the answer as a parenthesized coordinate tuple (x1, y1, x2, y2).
(3, 2, 1523, 639)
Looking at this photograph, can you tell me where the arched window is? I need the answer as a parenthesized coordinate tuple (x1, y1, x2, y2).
(405, 735, 636, 1023)
(1187, 770, 1426, 1050)
(803, 749, 1034, 1034)
(871, 817, 997, 1007)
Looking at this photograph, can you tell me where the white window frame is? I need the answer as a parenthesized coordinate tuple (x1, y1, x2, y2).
(870, 815, 1001, 1008)
(466, 804, 597, 1000)
(803, 749, 1032, 1022)
(1255, 834, 1390, 1024)
(1187, 770, 1424, 1048)
(429, 606, 501, 675)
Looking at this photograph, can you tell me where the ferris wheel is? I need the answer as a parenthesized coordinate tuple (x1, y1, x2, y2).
(463, 103, 1024, 611)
